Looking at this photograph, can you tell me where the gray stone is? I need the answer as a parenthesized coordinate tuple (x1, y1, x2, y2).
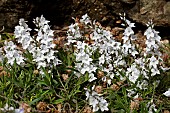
(0, 0, 31, 32)
(0, 0, 170, 32)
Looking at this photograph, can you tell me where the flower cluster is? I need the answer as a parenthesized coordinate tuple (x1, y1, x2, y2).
(66, 14, 169, 112)
(119, 14, 166, 90)
(14, 18, 32, 50)
(14, 15, 61, 69)
(74, 41, 97, 79)
(85, 86, 109, 112)
(66, 15, 97, 81)
(0, 103, 24, 113)
(0, 13, 169, 112)
(144, 20, 161, 56)
(3, 41, 25, 66)
(120, 13, 138, 57)
(66, 14, 125, 85)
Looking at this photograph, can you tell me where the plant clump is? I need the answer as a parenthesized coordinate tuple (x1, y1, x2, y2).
(0, 13, 169, 113)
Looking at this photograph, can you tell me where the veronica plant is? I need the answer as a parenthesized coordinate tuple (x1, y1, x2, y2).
(0, 13, 169, 112)
(4, 15, 61, 71)
(65, 13, 169, 112)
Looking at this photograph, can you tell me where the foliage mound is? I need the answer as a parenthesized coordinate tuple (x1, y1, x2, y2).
(0, 14, 170, 113)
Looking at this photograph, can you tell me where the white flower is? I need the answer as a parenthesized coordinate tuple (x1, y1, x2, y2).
(88, 73, 97, 82)
(0, 103, 14, 112)
(122, 36, 129, 43)
(131, 50, 138, 57)
(102, 76, 107, 82)
(123, 27, 134, 37)
(0, 104, 24, 113)
(32, 16, 61, 69)
(14, 19, 32, 50)
(46, 50, 55, 63)
(99, 97, 109, 112)
(5, 103, 14, 111)
(14, 52, 24, 64)
(127, 64, 140, 83)
(148, 102, 157, 113)
(79, 64, 96, 74)
(4, 41, 16, 50)
(36, 31, 43, 42)
(4, 41, 24, 65)
(112, 41, 121, 50)
(37, 61, 47, 69)
(33, 15, 50, 27)
(144, 27, 154, 38)
(128, 73, 139, 84)
(103, 30, 112, 40)
(146, 20, 154, 28)
(14, 26, 25, 38)
(160, 66, 170, 71)
(127, 89, 136, 97)
(163, 89, 170, 97)
(40, 34, 53, 45)
(151, 68, 160, 76)
(0, 48, 4, 62)
(21, 36, 32, 49)
(149, 56, 159, 69)
(76, 41, 87, 50)
(125, 19, 135, 27)
(154, 33, 161, 42)
(145, 38, 155, 49)
(144, 24, 162, 56)
(15, 109, 24, 113)
(89, 95, 99, 111)
(80, 64, 90, 74)
(107, 79, 112, 85)
(66, 22, 82, 45)
(81, 54, 92, 65)
(19, 18, 30, 29)
(40, 44, 49, 54)
(85, 87, 109, 112)
(99, 54, 105, 65)
(80, 14, 91, 25)
(137, 80, 148, 89)
(68, 23, 78, 33)
(122, 41, 132, 54)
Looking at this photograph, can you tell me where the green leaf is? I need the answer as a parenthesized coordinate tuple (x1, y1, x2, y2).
(29, 96, 43, 105)
(38, 81, 48, 86)
(41, 90, 50, 96)
(52, 99, 65, 104)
